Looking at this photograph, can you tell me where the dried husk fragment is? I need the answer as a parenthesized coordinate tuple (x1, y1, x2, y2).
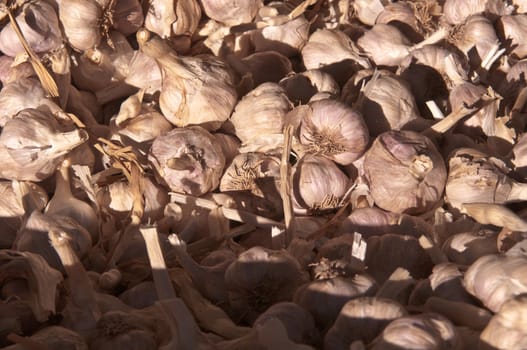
(148, 126, 226, 196)
(0, 250, 63, 323)
(0, 108, 88, 182)
(201, 0, 262, 26)
(145, 0, 202, 42)
(363, 130, 447, 214)
(279, 69, 340, 105)
(375, 2, 424, 41)
(463, 253, 527, 312)
(2, 326, 88, 350)
(294, 99, 369, 165)
(441, 227, 499, 265)
(224, 246, 309, 323)
(499, 14, 527, 59)
(443, 0, 512, 25)
(324, 297, 407, 350)
(353, 0, 385, 26)
(137, 29, 237, 130)
(0, 1, 62, 57)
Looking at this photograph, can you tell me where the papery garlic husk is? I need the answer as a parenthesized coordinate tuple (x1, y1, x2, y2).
(363, 130, 447, 214)
(0, 108, 88, 182)
(148, 126, 225, 196)
(219, 152, 283, 217)
(0, 1, 62, 57)
(500, 14, 527, 59)
(118, 281, 158, 309)
(292, 154, 350, 214)
(513, 132, 527, 178)
(375, 2, 425, 41)
(441, 227, 499, 266)
(224, 246, 309, 323)
(125, 51, 163, 95)
(293, 274, 378, 330)
(0, 77, 62, 127)
(279, 69, 340, 105)
(0, 180, 48, 248)
(138, 29, 237, 131)
(2, 326, 88, 350)
(250, 3, 310, 57)
(295, 99, 369, 165)
(110, 0, 144, 36)
(229, 82, 292, 150)
(353, 0, 385, 26)
(480, 294, 527, 350)
(14, 211, 92, 273)
(145, 0, 201, 40)
(214, 132, 240, 164)
(201, 0, 262, 26)
(56, 0, 103, 51)
(370, 313, 462, 350)
(0, 250, 63, 323)
(357, 24, 413, 67)
(0, 56, 35, 85)
(324, 297, 407, 350)
(253, 302, 319, 346)
(443, 0, 512, 25)
(357, 71, 423, 136)
(301, 29, 371, 85)
(428, 263, 478, 304)
(463, 253, 527, 312)
(444, 147, 523, 211)
(366, 234, 434, 284)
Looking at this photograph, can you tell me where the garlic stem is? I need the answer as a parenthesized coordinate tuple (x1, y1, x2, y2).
(424, 105, 476, 135)
(460, 203, 527, 232)
(48, 230, 100, 325)
(481, 45, 505, 71)
(424, 296, 492, 330)
(426, 100, 445, 119)
(139, 225, 176, 300)
(508, 182, 527, 202)
(410, 27, 448, 52)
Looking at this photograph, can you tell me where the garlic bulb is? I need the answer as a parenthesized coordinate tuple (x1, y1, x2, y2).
(138, 29, 237, 130)
(370, 313, 462, 349)
(229, 82, 292, 151)
(375, 2, 424, 41)
(2, 326, 88, 350)
(148, 126, 226, 196)
(363, 130, 447, 214)
(224, 246, 308, 323)
(294, 99, 369, 165)
(201, 0, 262, 26)
(353, 0, 385, 26)
(279, 69, 340, 105)
(512, 132, 527, 178)
(292, 154, 350, 214)
(110, 0, 144, 36)
(293, 274, 378, 330)
(480, 294, 527, 350)
(450, 15, 500, 66)
(0, 108, 88, 181)
(125, 51, 163, 95)
(301, 29, 371, 85)
(464, 253, 527, 312)
(324, 297, 407, 349)
(0, 1, 62, 57)
(443, 0, 512, 25)
(357, 24, 412, 67)
(442, 228, 499, 266)
(56, 0, 103, 51)
(145, 0, 201, 40)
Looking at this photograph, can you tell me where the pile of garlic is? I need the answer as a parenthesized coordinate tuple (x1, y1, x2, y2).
(1, 0, 527, 349)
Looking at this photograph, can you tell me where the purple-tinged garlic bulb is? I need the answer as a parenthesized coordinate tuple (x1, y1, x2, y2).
(357, 71, 423, 136)
(0, 108, 88, 182)
(279, 69, 340, 105)
(363, 130, 447, 214)
(443, 0, 512, 25)
(138, 28, 237, 131)
(294, 99, 369, 165)
(370, 313, 462, 349)
(464, 253, 527, 312)
(450, 15, 500, 66)
(324, 297, 407, 350)
(229, 82, 292, 152)
(219, 152, 282, 218)
(224, 246, 309, 323)
(0, 250, 63, 323)
(148, 126, 225, 196)
(0, 1, 62, 57)
(301, 29, 371, 85)
(293, 274, 378, 330)
(500, 14, 527, 59)
(144, 0, 201, 46)
(201, 0, 262, 26)
(445, 148, 527, 211)
(480, 294, 527, 350)
(292, 154, 350, 214)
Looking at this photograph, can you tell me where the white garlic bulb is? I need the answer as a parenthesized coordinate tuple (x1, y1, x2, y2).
(145, 0, 201, 39)
(201, 0, 262, 26)
(56, 0, 103, 51)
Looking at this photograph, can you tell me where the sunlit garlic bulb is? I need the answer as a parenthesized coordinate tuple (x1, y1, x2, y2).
(363, 130, 447, 214)
(292, 154, 350, 214)
(443, 0, 512, 25)
(201, 0, 262, 26)
(294, 99, 369, 165)
(148, 126, 225, 196)
(144, 0, 201, 41)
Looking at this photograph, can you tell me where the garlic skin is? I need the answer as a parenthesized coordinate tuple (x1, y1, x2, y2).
(145, 0, 201, 39)
(279, 69, 340, 105)
(324, 297, 407, 350)
(442, 228, 499, 266)
(148, 126, 226, 196)
(357, 24, 412, 67)
(56, 0, 103, 51)
(363, 130, 447, 214)
(0, 1, 62, 57)
(443, 0, 512, 25)
(500, 14, 527, 59)
(201, 0, 262, 26)
(111, 0, 144, 36)
(451, 15, 500, 65)
(0, 108, 88, 182)
(295, 99, 369, 166)
(292, 154, 350, 214)
(138, 29, 237, 131)
(353, 0, 385, 26)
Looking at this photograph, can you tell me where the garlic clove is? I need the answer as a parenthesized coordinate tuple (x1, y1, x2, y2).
(363, 130, 447, 214)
